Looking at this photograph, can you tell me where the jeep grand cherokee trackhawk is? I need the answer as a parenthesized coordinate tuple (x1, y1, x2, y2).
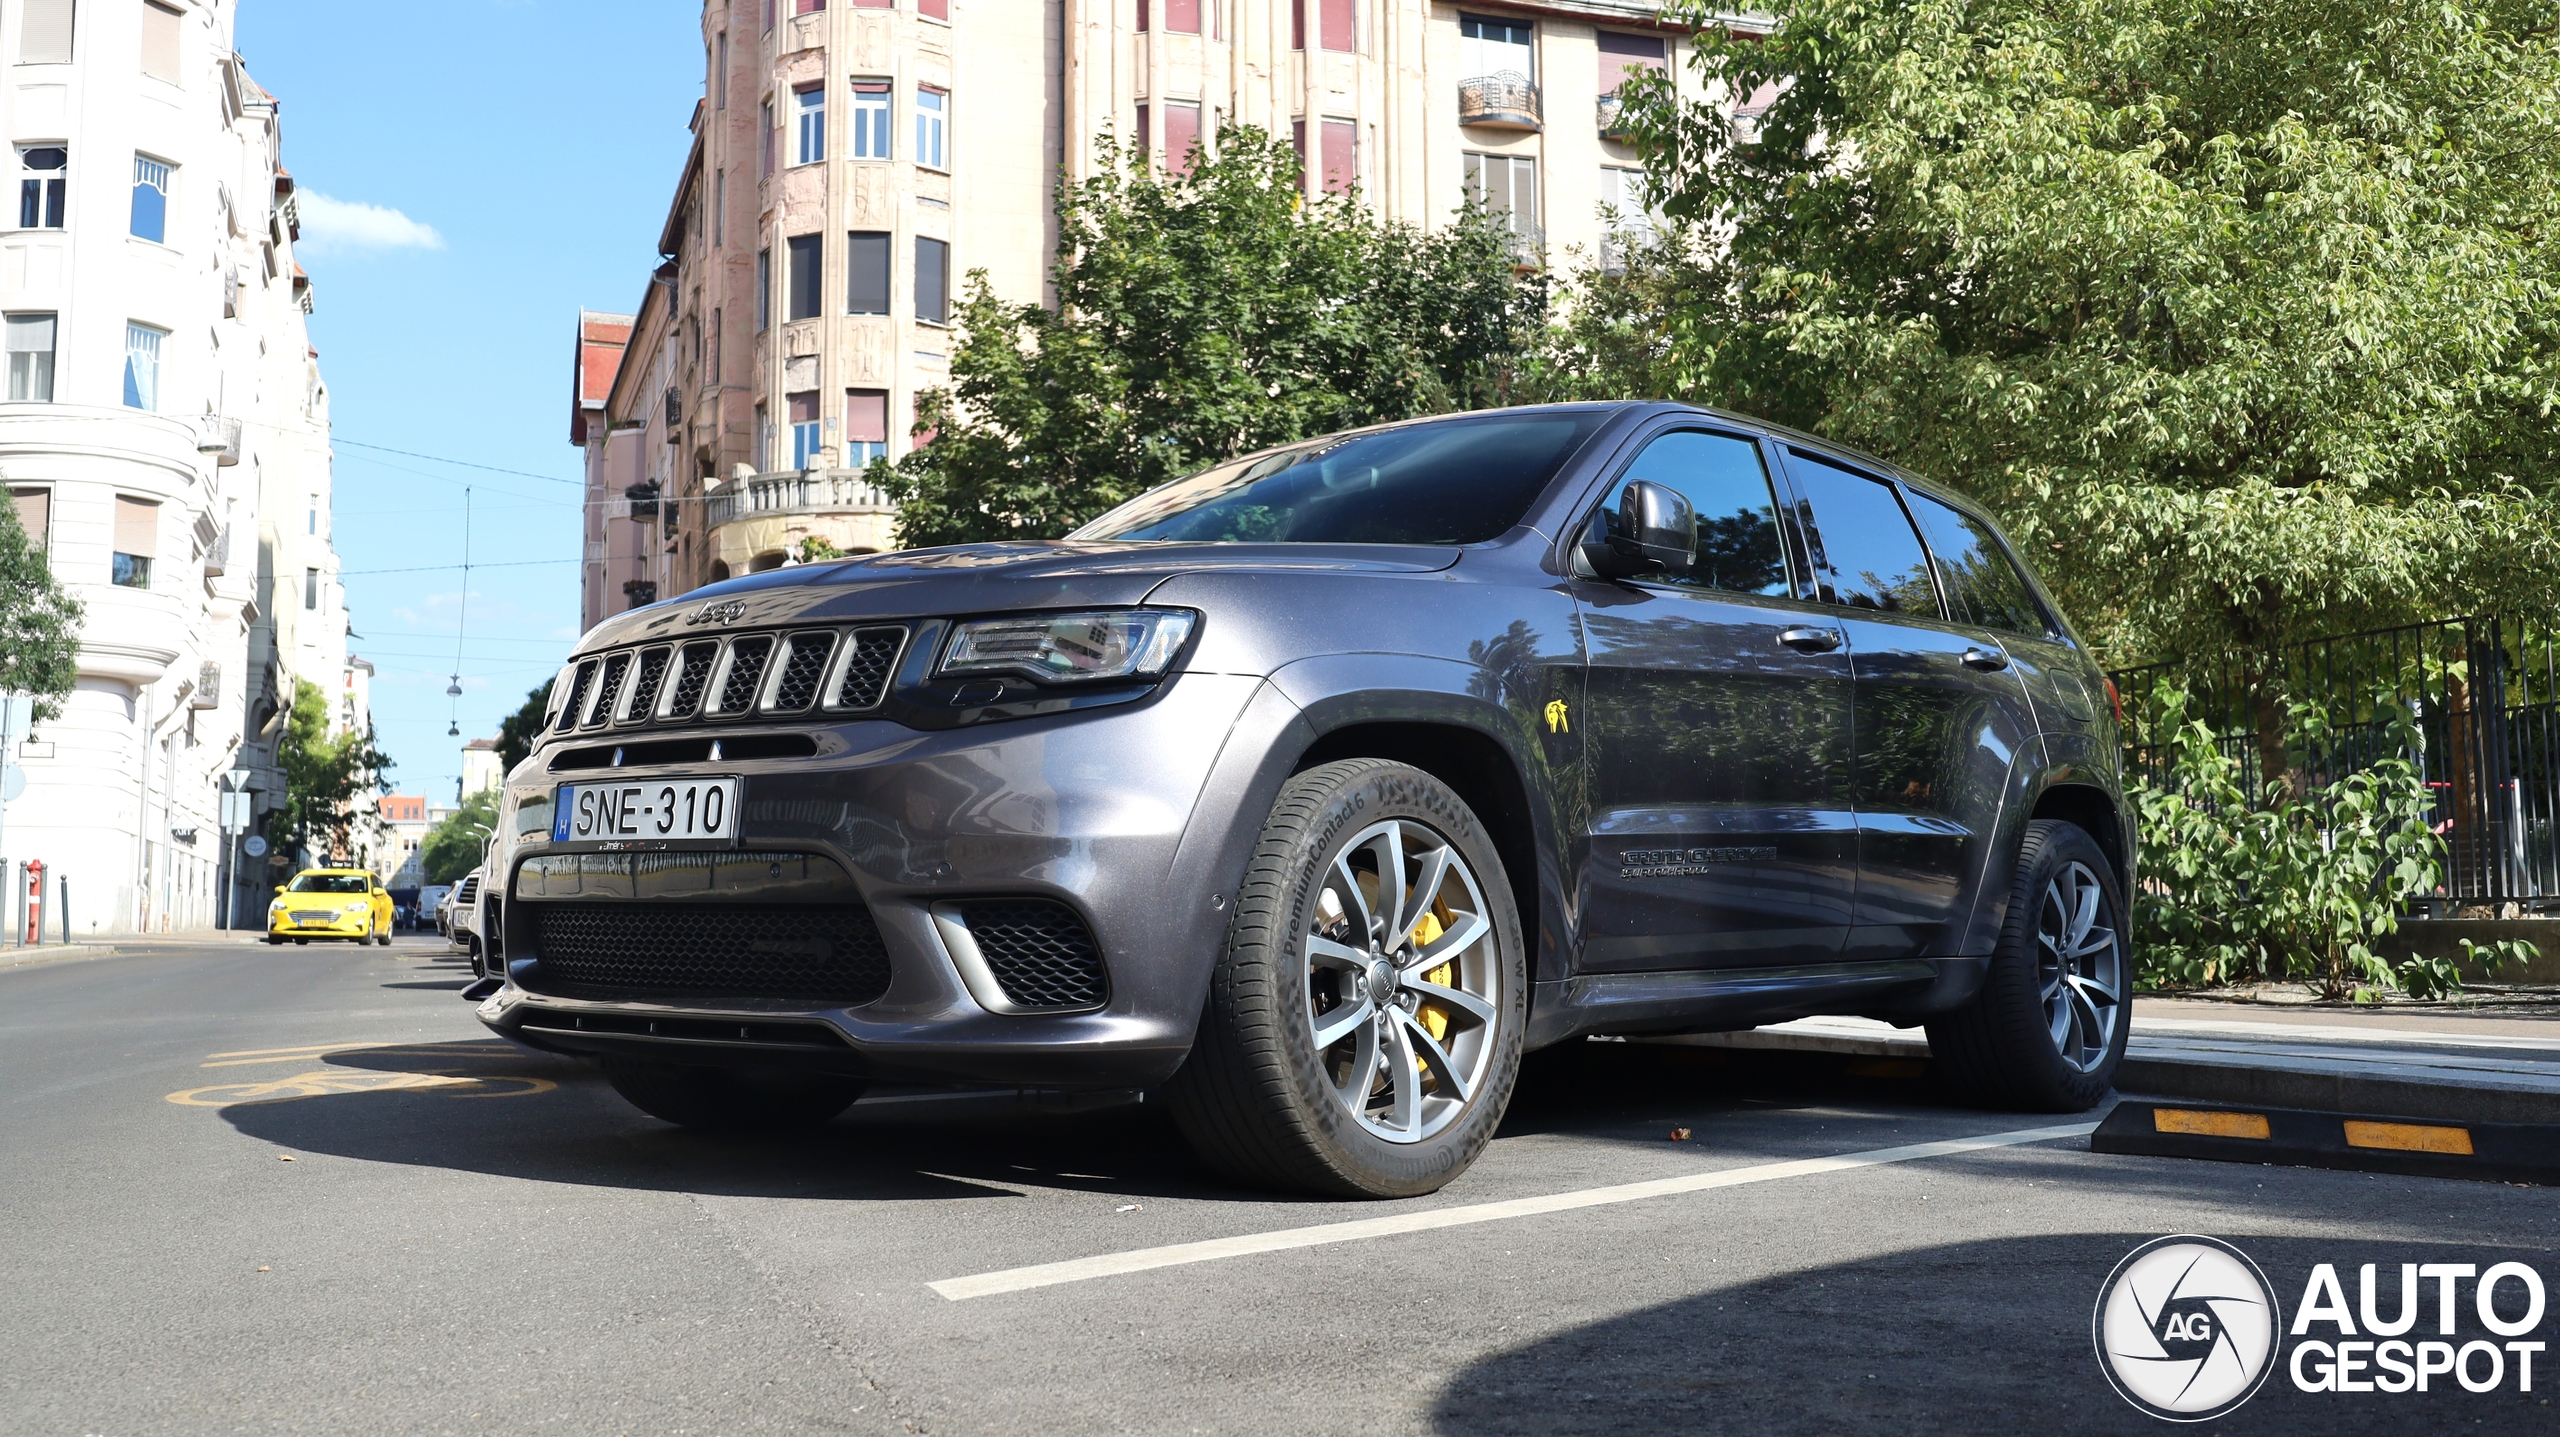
(477, 402, 2133, 1198)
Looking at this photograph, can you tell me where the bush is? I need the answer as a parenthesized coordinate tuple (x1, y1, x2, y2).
(2130, 686, 2448, 999)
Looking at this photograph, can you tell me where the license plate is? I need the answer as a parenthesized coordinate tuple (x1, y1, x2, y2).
(552, 776, 739, 846)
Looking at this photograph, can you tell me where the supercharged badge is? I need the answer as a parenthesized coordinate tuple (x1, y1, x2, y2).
(1621, 845, 1779, 878)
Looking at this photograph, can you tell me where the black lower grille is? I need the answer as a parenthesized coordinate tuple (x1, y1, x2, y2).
(963, 900, 1107, 1010)
(527, 902, 892, 1006)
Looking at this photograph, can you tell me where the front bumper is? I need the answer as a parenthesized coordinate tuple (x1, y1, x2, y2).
(270, 912, 371, 938)
(479, 671, 1303, 1090)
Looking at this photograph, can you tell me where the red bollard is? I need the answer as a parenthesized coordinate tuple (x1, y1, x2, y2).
(21, 859, 43, 946)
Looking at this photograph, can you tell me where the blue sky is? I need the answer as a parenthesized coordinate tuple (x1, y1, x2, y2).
(236, 0, 699, 805)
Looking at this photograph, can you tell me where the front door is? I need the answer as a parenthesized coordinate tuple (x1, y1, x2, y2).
(1778, 449, 2038, 961)
(1573, 428, 1857, 972)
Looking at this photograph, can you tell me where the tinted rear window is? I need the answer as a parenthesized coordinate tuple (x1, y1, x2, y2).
(1905, 490, 2050, 637)
(1786, 452, 1941, 615)
(1072, 411, 1610, 545)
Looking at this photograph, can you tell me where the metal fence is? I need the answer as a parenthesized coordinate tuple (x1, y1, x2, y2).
(2110, 615, 2560, 910)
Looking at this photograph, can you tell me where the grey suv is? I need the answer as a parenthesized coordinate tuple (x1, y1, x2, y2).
(479, 402, 2132, 1197)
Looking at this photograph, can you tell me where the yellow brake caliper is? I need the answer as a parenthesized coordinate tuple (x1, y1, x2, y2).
(1410, 902, 1457, 1081)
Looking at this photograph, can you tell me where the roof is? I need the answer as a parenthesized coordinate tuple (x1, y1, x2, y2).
(462, 738, 500, 751)
(572, 311, 636, 443)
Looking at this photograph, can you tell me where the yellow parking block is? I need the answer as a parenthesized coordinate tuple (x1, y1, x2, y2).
(2151, 1108, 2272, 1140)
(2342, 1119, 2474, 1155)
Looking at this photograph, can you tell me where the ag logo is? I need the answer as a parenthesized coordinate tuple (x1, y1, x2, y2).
(686, 599, 749, 626)
(2094, 1235, 2281, 1421)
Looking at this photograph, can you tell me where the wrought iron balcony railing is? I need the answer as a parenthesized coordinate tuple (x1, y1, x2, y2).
(1457, 72, 1542, 131)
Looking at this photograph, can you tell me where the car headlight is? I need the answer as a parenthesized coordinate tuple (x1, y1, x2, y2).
(344, 900, 369, 912)
(938, 609, 1195, 684)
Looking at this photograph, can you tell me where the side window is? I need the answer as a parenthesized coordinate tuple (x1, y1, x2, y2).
(1784, 451, 1940, 615)
(1906, 490, 2047, 636)
(1595, 430, 1790, 597)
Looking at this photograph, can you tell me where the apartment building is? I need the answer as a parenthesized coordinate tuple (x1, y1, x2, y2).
(576, 0, 1741, 630)
(0, 0, 356, 933)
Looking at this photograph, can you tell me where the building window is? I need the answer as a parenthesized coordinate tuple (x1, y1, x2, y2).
(763, 0, 776, 28)
(850, 82, 892, 160)
(142, 0, 182, 81)
(19, 148, 66, 230)
(1460, 15, 1534, 81)
(847, 230, 891, 314)
(756, 248, 771, 330)
(1136, 104, 1150, 157)
(845, 390, 888, 466)
(755, 401, 771, 470)
(123, 323, 165, 410)
(114, 496, 159, 589)
(1597, 30, 1665, 97)
(1136, 0, 1147, 31)
(795, 0, 826, 11)
(713, 168, 725, 245)
(131, 154, 172, 242)
(22, 0, 74, 64)
(6, 313, 56, 402)
(919, 0, 948, 17)
(794, 85, 826, 166)
(304, 566, 319, 609)
(10, 488, 49, 550)
(915, 236, 950, 326)
(715, 31, 729, 109)
(1463, 151, 1538, 241)
(307, 493, 319, 536)
(1166, 0, 1200, 32)
(761, 99, 776, 177)
(787, 233, 822, 320)
(1320, 0, 1353, 51)
(1290, 0, 1303, 50)
(709, 307, 722, 384)
(1296, 119, 1356, 195)
(915, 87, 948, 171)
(788, 391, 822, 468)
(1165, 101, 1203, 176)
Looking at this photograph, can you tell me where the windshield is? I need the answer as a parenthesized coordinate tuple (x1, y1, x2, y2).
(288, 874, 371, 894)
(1072, 410, 1611, 545)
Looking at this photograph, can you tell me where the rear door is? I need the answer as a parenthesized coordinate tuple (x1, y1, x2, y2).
(1777, 449, 2037, 961)
(1571, 426, 1857, 972)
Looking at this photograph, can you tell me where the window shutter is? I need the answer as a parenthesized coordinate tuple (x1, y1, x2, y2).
(10, 488, 48, 548)
(1165, 102, 1202, 176)
(114, 495, 159, 557)
(847, 231, 891, 314)
(787, 233, 823, 320)
(915, 237, 949, 326)
(787, 391, 820, 424)
(22, 0, 75, 64)
(845, 390, 888, 445)
(1164, 0, 1198, 33)
(1595, 31, 1663, 95)
(142, 1, 182, 81)
(917, 0, 946, 16)
(1320, 0, 1353, 52)
(1320, 119, 1356, 194)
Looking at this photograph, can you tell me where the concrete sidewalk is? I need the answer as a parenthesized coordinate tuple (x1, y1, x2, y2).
(1670, 997, 2560, 1124)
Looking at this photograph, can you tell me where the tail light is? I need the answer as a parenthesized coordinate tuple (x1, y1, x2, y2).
(2104, 676, 2124, 724)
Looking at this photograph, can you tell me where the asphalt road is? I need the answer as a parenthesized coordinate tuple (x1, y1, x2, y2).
(3, 936, 2553, 1435)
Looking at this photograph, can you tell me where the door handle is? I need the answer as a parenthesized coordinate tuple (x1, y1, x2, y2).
(1962, 646, 2011, 671)
(1777, 627, 1843, 654)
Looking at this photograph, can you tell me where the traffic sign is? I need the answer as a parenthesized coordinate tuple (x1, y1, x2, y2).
(0, 766, 21, 803)
(243, 835, 269, 858)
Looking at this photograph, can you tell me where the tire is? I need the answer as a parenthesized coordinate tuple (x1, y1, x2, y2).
(601, 1059, 864, 1134)
(376, 931, 392, 946)
(1927, 819, 2129, 1111)
(265, 934, 283, 946)
(293, 938, 308, 946)
(1166, 759, 1528, 1198)
(464, 935, 484, 979)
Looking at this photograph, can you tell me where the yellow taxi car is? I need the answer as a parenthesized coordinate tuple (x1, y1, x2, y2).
(266, 868, 394, 946)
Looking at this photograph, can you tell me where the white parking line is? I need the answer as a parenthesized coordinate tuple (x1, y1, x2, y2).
(929, 1119, 2098, 1301)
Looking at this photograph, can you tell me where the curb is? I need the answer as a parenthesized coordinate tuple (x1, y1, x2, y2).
(2116, 1050, 2560, 1126)
(2091, 1100, 2560, 1185)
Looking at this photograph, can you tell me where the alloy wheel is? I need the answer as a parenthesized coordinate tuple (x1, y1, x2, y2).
(1301, 818, 1502, 1144)
(2037, 860, 2122, 1073)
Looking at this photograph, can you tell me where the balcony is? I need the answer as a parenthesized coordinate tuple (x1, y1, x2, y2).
(1457, 72, 1541, 132)
(704, 468, 898, 532)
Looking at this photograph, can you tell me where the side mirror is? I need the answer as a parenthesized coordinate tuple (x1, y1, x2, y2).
(1579, 480, 1696, 580)
(273, 885, 286, 894)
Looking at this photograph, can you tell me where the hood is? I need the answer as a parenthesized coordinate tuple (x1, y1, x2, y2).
(574, 541, 1459, 653)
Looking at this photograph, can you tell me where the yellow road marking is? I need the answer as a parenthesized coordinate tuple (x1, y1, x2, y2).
(2153, 1108, 2272, 1140)
(2342, 1119, 2474, 1155)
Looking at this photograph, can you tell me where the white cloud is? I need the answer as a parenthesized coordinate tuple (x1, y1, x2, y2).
(297, 191, 445, 253)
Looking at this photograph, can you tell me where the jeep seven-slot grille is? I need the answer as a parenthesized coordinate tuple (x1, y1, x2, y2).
(833, 627, 906, 710)
(546, 624, 909, 739)
(528, 902, 893, 1006)
(666, 640, 719, 717)
(963, 899, 1108, 1010)
(770, 633, 836, 711)
(712, 636, 776, 715)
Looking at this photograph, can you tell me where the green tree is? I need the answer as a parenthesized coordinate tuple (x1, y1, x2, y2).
(494, 681, 551, 776)
(1566, 0, 2560, 698)
(265, 678, 394, 866)
(420, 788, 497, 884)
(882, 124, 1542, 546)
(0, 493, 81, 721)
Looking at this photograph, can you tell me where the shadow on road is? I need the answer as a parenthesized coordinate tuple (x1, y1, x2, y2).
(1429, 1234, 2553, 1436)
(200, 1036, 2030, 1206)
